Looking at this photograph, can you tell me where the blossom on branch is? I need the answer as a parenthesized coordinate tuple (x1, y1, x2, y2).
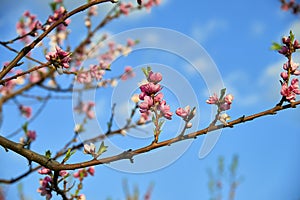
(281, 78, 300, 102)
(46, 46, 71, 74)
(19, 105, 32, 118)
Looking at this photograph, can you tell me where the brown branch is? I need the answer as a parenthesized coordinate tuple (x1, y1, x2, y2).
(0, 100, 299, 173)
(0, 63, 49, 85)
(0, 0, 115, 80)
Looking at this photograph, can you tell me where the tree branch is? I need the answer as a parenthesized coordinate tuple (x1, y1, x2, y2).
(0, 100, 299, 173)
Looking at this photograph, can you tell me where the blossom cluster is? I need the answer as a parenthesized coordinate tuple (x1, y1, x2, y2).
(277, 32, 300, 102)
(46, 46, 71, 74)
(16, 11, 42, 44)
(0, 67, 25, 96)
(73, 166, 95, 181)
(281, 76, 300, 102)
(138, 69, 173, 120)
(281, 0, 300, 14)
(206, 93, 233, 111)
(47, 6, 70, 31)
(37, 168, 69, 199)
(278, 35, 300, 56)
(75, 38, 137, 84)
(206, 89, 234, 125)
(74, 101, 96, 119)
(20, 105, 32, 118)
(175, 106, 196, 128)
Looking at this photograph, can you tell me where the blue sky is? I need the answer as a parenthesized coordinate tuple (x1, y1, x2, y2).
(1, 0, 300, 200)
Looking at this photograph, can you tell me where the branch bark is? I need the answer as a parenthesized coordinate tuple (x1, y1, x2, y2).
(0, 100, 299, 173)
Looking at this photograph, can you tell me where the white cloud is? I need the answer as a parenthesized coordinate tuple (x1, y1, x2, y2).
(191, 19, 228, 43)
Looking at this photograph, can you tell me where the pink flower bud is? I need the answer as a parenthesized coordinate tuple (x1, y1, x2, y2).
(38, 167, 51, 175)
(148, 71, 162, 83)
(224, 94, 234, 104)
(282, 36, 290, 44)
(27, 130, 36, 141)
(87, 166, 95, 176)
(278, 46, 288, 55)
(280, 72, 288, 80)
(206, 93, 218, 104)
(294, 39, 300, 49)
(59, 170, 68, 177)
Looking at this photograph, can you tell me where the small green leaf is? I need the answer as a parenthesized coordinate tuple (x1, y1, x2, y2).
(63, 148, 76, 163)
(49, 2, 57, 11)
(45, 150, 52, 159)
(22, 122, 28, 134)
(134, 39, 140, 44)
(219, 88, 226, 100)
(142, 67, 149, 77)
(290, 30, 295, 42)
(270, 42, 282, 50)
(97, 141, 108, 158)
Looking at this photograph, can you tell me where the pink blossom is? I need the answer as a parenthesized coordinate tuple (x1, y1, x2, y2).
(282, 36, 290, 44)
(38, 167, 51, 175)
(139, 82, 162, 100)
(87, 166, 95, 176)
(99, 60, 110, 70)
(0, 80, 16, 96)
(280, 78, 300, 102)
(220, 103, 231, 111)
(224, 94, 234, 104)
(206, 93, 219, 104)
(176, 106, 190, 118)
(281, 72, 288, 80)
(283, 61, 300, 76)
(16, 11, 42, 44)
(88, 5, 98, 16)
(127, 38, 135, 47)
(139, 96, 154, 113)
(278, 46, 289, 55)
(19, 105, 32, 118)
(158, 100, 172, 120)
(154, 93, 163, 102)
(83, 101, 96, 119)
(46, 46, 71, 69)
(294, 39, 300, 49)
(27, 130, 36, 141)
(47, 6, 66, 24)
(73, 169, 88, 181)
(90, 65, 105, 80)
(59, 170, 68, 177)
(119, 2, 133, 15)
(37, 176, 52, 199)
(121, 66, 135, 80)
(30, 71, 42, 83)
(148, 71, 162, 83)
(76, 71, 92, 83)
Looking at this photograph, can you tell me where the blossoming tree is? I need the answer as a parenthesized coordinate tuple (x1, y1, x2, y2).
(0, 0, 300, 199)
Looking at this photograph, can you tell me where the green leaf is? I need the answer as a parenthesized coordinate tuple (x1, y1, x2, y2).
(49, 2, 57, 11)
(134, 39, 140, 44)
(142, 67, 149, 77)
(290, 30, 295, 42)
(270, 42, 282, 50)
(219, 88, 226, 100)
(63, 148, 76, 163)
(22, 122, 28, 134)
(45, 150, 52, 159)
(97, 141, 108, 158)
